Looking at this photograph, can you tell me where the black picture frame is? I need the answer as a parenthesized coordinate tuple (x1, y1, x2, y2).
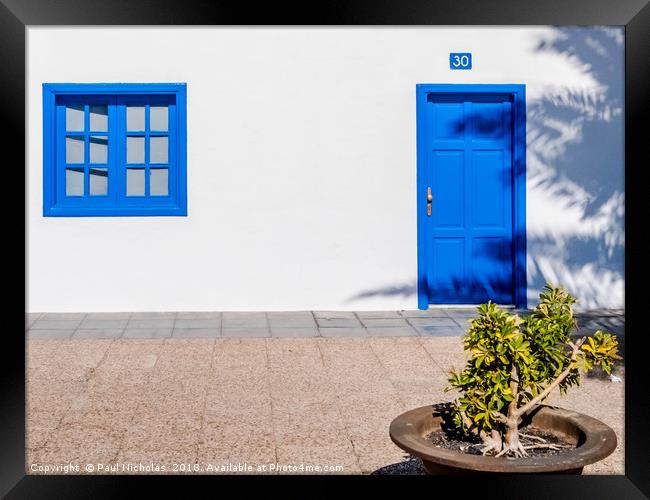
(2, 0, 647, 497)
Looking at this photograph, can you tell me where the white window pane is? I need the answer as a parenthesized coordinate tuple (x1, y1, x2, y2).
(89, 168, 108, 196)
(127, 136, 145, 163)
(66, 136, 85, 163)
(150, 106, 168, 131)
(89, 136, 108, 163)
(66, 104, 84, 131)
(89, 105, 108, 131)
(66, 167, 84, 196)
(127, 106, 145, 131)
(126, 168, 145, 196)
(150, 168, 168, 196)
(150, 136, 168, 163)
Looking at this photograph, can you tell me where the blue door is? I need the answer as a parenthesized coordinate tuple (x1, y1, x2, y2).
(416, 85, 527, 309)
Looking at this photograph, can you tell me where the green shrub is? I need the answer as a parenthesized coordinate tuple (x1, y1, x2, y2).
(445, 283, 621, 457)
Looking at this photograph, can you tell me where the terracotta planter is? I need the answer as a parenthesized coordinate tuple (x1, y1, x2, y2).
(389, 404, 617, 474)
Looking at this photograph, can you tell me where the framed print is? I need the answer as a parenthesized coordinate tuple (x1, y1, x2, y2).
(1, 0, 648, 497)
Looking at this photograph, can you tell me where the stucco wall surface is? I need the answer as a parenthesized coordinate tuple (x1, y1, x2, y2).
(27, 27, 624, 311)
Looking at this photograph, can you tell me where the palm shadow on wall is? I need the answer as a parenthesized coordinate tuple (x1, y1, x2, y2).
(346, 28, 624, 310)
(525, 27, 624, 308)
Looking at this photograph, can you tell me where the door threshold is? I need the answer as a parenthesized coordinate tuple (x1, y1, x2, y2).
(427, 304, 516, 309)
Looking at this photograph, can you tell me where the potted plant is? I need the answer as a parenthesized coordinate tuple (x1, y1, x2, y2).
(389, 284, 621, 474)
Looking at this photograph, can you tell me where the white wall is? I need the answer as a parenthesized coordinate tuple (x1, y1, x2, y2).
(27, 27, 624, 312)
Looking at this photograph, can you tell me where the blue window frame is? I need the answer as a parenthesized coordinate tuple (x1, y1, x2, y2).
(43, 83, 187, 216)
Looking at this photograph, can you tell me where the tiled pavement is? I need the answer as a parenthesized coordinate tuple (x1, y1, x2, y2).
(24, 308, 625, 339)
(25, 308, 624, 475)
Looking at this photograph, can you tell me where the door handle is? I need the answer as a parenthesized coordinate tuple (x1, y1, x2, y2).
(427, 187, 432, 216)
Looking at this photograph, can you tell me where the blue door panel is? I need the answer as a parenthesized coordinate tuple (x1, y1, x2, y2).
(471, 102, 504, 139)
(472, 237, 513, 304)
(432, 151, 464, 228)
(472, 150, 507, 228)
(430, 237, 467, 302)
(434, 103, 464, 139)
(418, 87, 522, 306)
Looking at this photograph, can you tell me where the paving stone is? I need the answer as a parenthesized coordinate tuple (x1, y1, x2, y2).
(355, 311, 402, 319)
(313, 311, 357, 319)
(414, 325, 466, 337)
(174, 319, 221, 329)
(27, 326, 625, 476)
(222, 312, 268, 328)
(271, 327, 319, 337)
(79, 318, 129, 329)
(445, 310, 479, 321)
(222, 328, 270, 338)
(127, 318, 175, 329)
(406, 317, 457, 327)
(123, 328, 173, 339)
(27, 329, 75, 339)
(360, 318, 410, 328)
(130, 312, 177, 319)
(73, 329, 124, 339)
(319, 327, 368, 337)
(172, 328, 220, 338)
(316, 317, 362, 328)
(399, 309, 450, 318)
(84, 312, 132, 320)
(267, 312, 316, 327)
(40, 313, 87, 321)
(176, 311, 221, 319)
(31, 319, 83, 330)
(25, 313, 42, 330)
(364, 326, 417, 337)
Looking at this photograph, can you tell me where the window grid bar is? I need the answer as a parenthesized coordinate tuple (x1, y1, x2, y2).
(83, 104, 90, 196)
(145, 104, 150, 197)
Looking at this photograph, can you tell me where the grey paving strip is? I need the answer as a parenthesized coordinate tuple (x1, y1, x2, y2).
(313, 311, 357, 319)
(85, 312, 133, 320)
(222, 312, 268, 329)
(356, 311, 403, 319)
(131, 312, 177, 319)
(316, 317, 362, 328)
(399, 309, 450, 318)
(406, 317, 458, 327)
(40, 312, 87, 321)
(174, 319, 221, 329)
(365, 326, 417, 337)
(79, 318, 130, 329)
(221, 328, 271, 338)
(270, 327, 319, 338)
(74, 328, 125, 339)
(27, 328, 76, 339)
(319, 327, 368, 337)
(267, 312, 317, 328)
(26, 309, 625, 339)
(123, 328, 173, 339)
(31, 319, 84, 330)
(360, 318, 410, 328)
(172, 328, 221, 338)
(25, 313, 43, 330)
(415, 325, 466, 337)
(127, 318, 175, 329)
(176, 311, 222, 319)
